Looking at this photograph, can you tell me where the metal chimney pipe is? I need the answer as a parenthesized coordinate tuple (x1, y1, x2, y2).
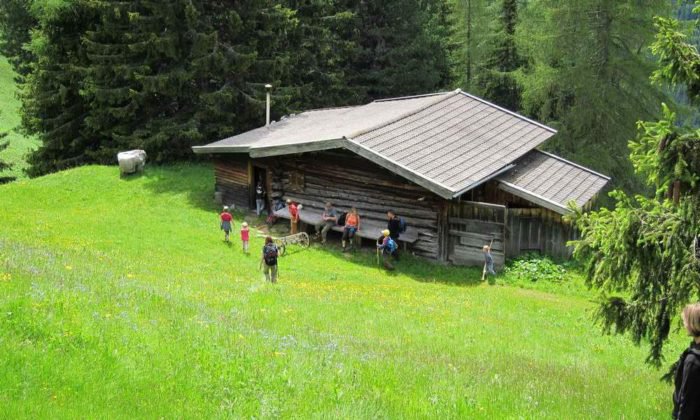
(265, 84, 272, 127)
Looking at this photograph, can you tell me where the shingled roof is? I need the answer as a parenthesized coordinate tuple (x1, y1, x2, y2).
(193, 89, 608, 208)
(497, 150, 610, 214)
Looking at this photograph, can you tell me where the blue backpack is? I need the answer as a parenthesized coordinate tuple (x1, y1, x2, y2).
(386, 237, 398, 253)
(398, 217, 407, 233)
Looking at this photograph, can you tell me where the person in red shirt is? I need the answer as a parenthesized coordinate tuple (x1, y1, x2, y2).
(287, 199, 299, 234)
(220, 206, 234, 243)
(240, 221, 250, 253)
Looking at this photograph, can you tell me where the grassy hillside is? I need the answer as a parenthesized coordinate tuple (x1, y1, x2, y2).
(0, 57, 38, 180)
(0, 164, 686, 418)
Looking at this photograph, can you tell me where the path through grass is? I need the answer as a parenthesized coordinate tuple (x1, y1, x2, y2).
(0, 164, 685, 418)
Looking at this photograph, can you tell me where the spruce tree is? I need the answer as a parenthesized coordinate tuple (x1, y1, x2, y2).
(23, 1, 98, 176)
(571, 10, 700, 368)
(0, 0, 36, 81)
(517, 0, 669, 193)
(475, 0, 522, 111)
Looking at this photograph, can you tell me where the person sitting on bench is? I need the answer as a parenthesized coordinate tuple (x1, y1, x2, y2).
(342, 207, 360, 251)
(315, 202, 337, 244)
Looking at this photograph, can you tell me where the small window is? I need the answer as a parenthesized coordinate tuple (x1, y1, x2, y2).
(288, 170, 305, 192)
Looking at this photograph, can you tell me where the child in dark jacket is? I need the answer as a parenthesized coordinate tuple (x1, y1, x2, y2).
(673, 303, 700, 419)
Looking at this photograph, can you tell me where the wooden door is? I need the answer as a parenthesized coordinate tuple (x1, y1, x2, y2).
(447, 201, 506, 267)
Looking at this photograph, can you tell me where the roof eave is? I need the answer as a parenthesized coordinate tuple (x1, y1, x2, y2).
(249, 138, 346, 158)
(497, 181, 571, 215)
(192, 145, 251, 154)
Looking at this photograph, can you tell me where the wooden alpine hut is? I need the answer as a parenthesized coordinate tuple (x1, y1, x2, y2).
(193, 89, 609, 267)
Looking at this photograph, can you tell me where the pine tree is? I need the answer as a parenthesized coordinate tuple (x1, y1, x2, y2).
(517, 0, 670, 193)
(0, 0, 36, 81)
(0, 133, 14, 184)
(349, 0, 454, 100)
(23, 1, 98, 176)
(448, 0, 492, 92)
(570, 10, 700, 368)
(475, 0, 522, 110)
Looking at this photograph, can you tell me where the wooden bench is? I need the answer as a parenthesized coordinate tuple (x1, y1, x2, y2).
(273, 206, 418, 246)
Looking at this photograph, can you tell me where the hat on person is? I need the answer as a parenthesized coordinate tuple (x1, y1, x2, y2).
(382, 229, 390, 237)
(223, 206, 229, 211)
(242, 222, 248, 227)
(286, 199, 292, 204)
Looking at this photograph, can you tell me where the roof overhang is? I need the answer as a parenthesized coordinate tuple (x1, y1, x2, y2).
(249, 138, 346, 158)
(192, 145, 251, 154)
(497, 180, 571, 215)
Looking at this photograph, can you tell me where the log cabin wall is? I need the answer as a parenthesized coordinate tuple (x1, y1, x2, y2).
(255, 150, 444, 261)
(213, 156, 250, 210)
(467, 180, 576, 260)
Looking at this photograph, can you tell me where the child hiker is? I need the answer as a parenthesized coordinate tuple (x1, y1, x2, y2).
(259, 236, 279, 283)
(482, 244, 496, 281)
(220, 206, 234, 243)
(241, 222, 250, 253)
(377, 229, 398, 270)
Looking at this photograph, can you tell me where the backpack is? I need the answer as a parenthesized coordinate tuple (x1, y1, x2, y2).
(263, 243, 278, 265)
(337, 211, 348, 226)
(386, 237, 398, 253)
(398, 217, 407, 233)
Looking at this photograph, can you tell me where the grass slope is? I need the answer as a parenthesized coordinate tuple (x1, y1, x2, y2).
(0, 57, 39, 180)
(0, 164, 685, 418)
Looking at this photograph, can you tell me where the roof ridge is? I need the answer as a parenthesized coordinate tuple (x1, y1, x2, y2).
(457, 90, 558, 134)
(373, 91, 456, 102)
(534, 149, 611, 180)
(346, 90, 460, 140)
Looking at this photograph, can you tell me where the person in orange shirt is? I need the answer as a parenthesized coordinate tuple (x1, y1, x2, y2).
(342, 207, 360, 251)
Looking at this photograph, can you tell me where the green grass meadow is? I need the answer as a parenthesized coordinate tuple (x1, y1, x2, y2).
(0, 164, 687, 418)
(0, 57, 39, 180)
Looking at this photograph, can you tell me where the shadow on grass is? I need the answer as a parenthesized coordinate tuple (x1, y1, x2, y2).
(276, 227, 486, 288)
(120, 163, 217, 212)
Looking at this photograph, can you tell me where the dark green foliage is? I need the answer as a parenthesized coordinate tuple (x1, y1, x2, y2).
(570, 11, 700, 364)
(474, 0, 522, 111)
(0, 132, 15, 183)
(23, 1, 97, 177)
(0, 0, 36, 81)
(518, 1, 670, 194)
(347, 0, 454, 100)
(2, 0, 455, 176)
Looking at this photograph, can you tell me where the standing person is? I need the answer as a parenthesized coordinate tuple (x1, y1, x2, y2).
(255, 182, 266, 216)
(259, 236, 279, 283)
(481, 244, 496, 281)
(315, 202, 337, 244)
(377, 229, 398, 270)
(287, 199, 299, 234)
(387, 210, 402, 260)
(220, 206, 234, 243)
(240, 222, 250, 253)
(673, 303, 700, 419)
(342, 207, 361, 251)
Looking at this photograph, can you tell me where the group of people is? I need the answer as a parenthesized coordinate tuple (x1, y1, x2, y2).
(221, 200, 700, 416)
(312, 202, 402, 267)
(219, 206, 250, 253)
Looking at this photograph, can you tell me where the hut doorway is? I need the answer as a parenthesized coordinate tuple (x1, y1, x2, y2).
(447, 201, 506, 267)
(251, 166, 271, 214)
